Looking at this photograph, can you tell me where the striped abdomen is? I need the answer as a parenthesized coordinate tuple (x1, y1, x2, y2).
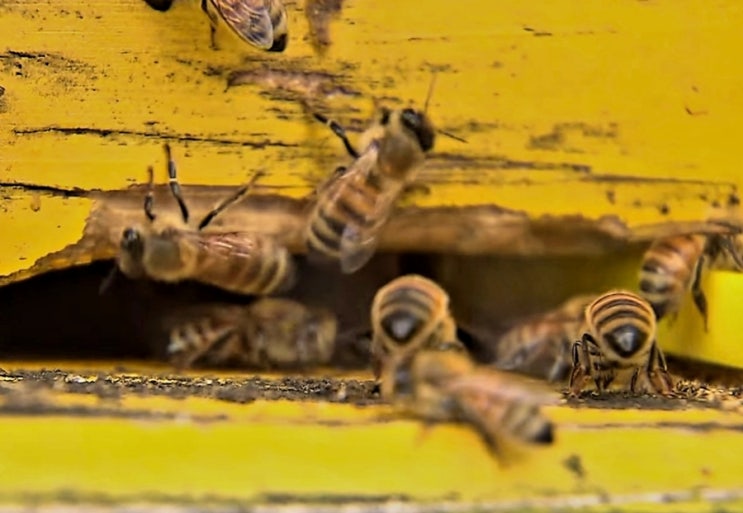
(495, 319, 578, 382)
(305, 166, 383, 261)
(494, 294, 595, 381)
(168, 299, 337, 370)
(639, 235, 706, 319)
(168, 305, 244, 369)
(372, 275, 455, 350)
(188, 232, 296, 295)
(585, 290, 657, 367)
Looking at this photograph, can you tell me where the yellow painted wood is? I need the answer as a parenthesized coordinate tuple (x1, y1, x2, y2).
(0, 363, 742, 511)
(2, 2, 743, 509)
(659, 269, 743, 369)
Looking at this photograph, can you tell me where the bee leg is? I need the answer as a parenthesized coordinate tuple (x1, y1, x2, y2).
(647, 342, 675, 397)
(567, 338, 590, 397)
(312, 112, 360, 159)
(163, 143, 190, 224)
(630, 367, 641, 394)
(144, 165, 156, 222)
(197, 170, 264, 230)
(723, 236, 743, 270)
(200, 0, 220, 50)
(690, 256, 709, 332)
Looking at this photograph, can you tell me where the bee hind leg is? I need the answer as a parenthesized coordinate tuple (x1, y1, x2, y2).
(200, 0, 220, 50)
(163, 144, 190, 223)
(647, 342, 675, 397)
(311, 112, 360, 159)
(691, 256, 709, 332)
(567, 337, 591, 397)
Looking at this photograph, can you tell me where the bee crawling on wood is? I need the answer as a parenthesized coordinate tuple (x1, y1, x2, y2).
(166, 297, 337, 370)
(372, 275, 557, 458)
(303, 79, 438, 274)
(493, 293, 599, 383)
(370, 274, 466, 388)
(569, 290, 675, 397)
(639, 232, 743, 331)
(104, 143, 296, 296)
(142, 0, 288, 52)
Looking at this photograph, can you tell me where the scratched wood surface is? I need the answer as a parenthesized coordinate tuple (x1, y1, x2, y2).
(2, 0, 743, 276)
(1, 2, 743, 510)
(2, 0, 743, 368)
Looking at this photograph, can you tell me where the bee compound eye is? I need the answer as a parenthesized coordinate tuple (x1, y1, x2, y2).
(400, 109, 435, 151)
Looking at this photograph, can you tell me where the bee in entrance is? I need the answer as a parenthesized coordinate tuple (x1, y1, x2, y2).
(200, 0, 288, 52)
(569, 290, 674, 397)
(369, 274, 466, 391)
(379, 340, 557, 458)
(304, 80, 438, 274)
(370, 275, 557, 458)
(109, 144, 295, 296)
(166, 298, 337, 370)
(493, 293, 598, 382)
(639, 233, 743, 331)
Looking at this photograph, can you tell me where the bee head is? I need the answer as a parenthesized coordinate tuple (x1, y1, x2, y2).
(603, 325, 650, 359)
(117, 227, 147, 278)
(399, 108, 435, 152)
(121, 228, 144, 259)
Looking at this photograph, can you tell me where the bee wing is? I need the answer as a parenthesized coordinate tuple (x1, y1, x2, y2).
(339, 223, 384, 274)
(337, 146, 400, 274)
(445, 369, 562, 407)
(212, 0, 275, 49)
(443, 369, 558, 457)
(187, 231, 273, 263)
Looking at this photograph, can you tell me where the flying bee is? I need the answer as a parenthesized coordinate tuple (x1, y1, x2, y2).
(569, 289, 674, 397)
(304, 80, 438, 274)
(143, 0, 288, 52)
(370, 274, 466, 390)
(109, 143, 296, 296)
(493, 293, 598, 382)
(639, 233, 743, 331)
(166, 298, 337, 370)
(201, 0, 288, 52)
(381, 348, 557, 458)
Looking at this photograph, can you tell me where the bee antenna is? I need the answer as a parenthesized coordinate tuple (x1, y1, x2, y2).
(197, 170, 265, 230)
(437, 129, 468, 144)
(98, 263, 119, 295)
(423, 72, 438, 114)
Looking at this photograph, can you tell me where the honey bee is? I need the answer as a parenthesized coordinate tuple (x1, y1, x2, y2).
(369, 274, 466, 389)
(111, 143, 296, 296)
(493, 293, 598, 382)
(380, 345, 557, 457)
(639, 233, 743, 331)
(167, 298, 337, 370)
(569, 290, 674, 397)
(304, 81, 437, 274)
(200, 0, 289, 52)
